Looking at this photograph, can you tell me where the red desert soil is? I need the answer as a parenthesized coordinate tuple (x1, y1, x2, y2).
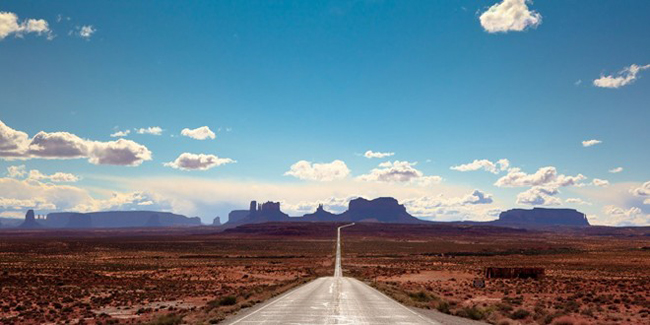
(0, 222, 648, 324)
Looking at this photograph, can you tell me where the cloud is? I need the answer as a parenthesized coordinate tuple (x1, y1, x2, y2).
(630, 182, 650, 204)
(284, 160, 350, 181)
(516, 186, 561, 206)
(0, 11, 53, 40)
(582, 139, 602, 147)
(136, 126, 163, 135)
(566, 198, 592, 206)
(0, 120, 152, 166)
(364, 150, 394, 159)
(450, 158, 509, 174)
(78, 25, 95, 39)
(403, 190, 497, 221)
(594, 64, 650, 88)
(181, 126, 216, 140)
(609, 167, 623, 173)
(6, 165, 26, 178)
(495, 166, 586, 188)
(357, 161, 442, 186)
(164, 153, 236, 171)
(479, 0, 542, 33)
(601, 205, 648, 226)
(110, 130, 130, 138)
(591, 178, 609, 187)
(26, 170, 80, 183)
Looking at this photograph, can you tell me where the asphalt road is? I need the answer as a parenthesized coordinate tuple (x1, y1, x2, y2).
(222, 223, 482, 325)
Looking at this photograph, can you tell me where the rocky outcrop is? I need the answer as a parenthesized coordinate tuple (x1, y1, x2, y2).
(18, 210, 43, 229)
(227, 201, 291, 225)
(64, 213, 93, 229)
(44, 211, 200, 228)
(338, 197, 423, 224)
(302, 204, 339, 222)
(494, 208, 590, 227)
(212, 216, 221, 226)
(228, 210, 250, 224)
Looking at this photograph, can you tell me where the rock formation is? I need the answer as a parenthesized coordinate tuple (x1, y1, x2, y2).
(302, 204, 338, 222)
(212, 216, 221, 226)
(339, 197, 422, 223)
(64, 213, 93, 228)
(44, 211, 200, 228)
(18, 210, 43, 229)
(494, 208, 590, 227)
(226, 200, 291, 225)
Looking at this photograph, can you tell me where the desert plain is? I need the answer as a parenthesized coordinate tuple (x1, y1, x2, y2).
(0, 222, 648, 325)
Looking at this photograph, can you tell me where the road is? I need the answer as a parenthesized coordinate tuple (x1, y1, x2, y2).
(223, 223, 480, 325)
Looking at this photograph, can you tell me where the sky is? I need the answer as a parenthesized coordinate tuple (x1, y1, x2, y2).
(1, 0, 649, 226)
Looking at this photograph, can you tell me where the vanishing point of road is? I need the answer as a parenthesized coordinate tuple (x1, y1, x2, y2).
(222, 223, 483, 325)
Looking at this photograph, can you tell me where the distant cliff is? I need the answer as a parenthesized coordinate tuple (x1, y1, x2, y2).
(18, 210, 44, 229)
(44, 211, 201, 228)
(229, 197, 423, 225)
(492, 208, 590, 227)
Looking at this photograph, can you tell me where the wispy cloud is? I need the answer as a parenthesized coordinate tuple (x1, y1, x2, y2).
(136, 126, 163, 135)
(582, 139, 602, 147)
(364, 150, 394, 159)
(164, 153, 235, 171)
(594, 64, 650, 88)
(450, 159, 509, 174)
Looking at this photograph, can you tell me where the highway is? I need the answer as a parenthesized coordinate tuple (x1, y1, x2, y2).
(223, 223, 478, 324)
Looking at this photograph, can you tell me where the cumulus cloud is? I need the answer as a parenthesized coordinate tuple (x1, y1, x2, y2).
(516, 186, 561, 206)
(181, 126, 216, 140)
(357, 161, 442, 186)
(601, 205, 648, 226)
(78, 25, 95, 39)
(284, 160, 350, 181)
(630, 182, 650, 204)
(403, 190, 497, 221)
(566, 198, 592, 206)
(0, 120, 152, 166)
(27, 169, 79, 182)
(479, 0, 542, 33)
(110, 130, 130, 138)
(609, 167, 623, 173)
(450, 158, 509, 174)
(136, 126, 163, 135)
(0, 11, 52, 40)
(495, 166, 586, 188)
(164, 153, 236, 171)
(582, 139, 602, 147)
(594, 64, 650, 89)
(6, 165, 26, 178)
(591, 178, 609, 187)
(364, 150, 394, 159)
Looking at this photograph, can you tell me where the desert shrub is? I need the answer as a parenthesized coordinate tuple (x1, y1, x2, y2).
(408, 291, 432, 303)
(436, 301, 450, 314)
(218, 295, 238, 306)
(511, 308, 530, 319)
(456, 306, 485, 320)
(148, 314, 183, 325)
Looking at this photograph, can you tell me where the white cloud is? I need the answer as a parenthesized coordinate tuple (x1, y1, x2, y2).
(582, 139, 602, 147)
(364, 150, 394, 159)
(164, 153, 236, 171)
(403, 190, 496, 221)
(516, 186, 561, 206)
(0, 11, 52, 40)
(594, 64, 650, 89)
(181, 126, 216, 140)
(450, 158, 509, 174)
(609, 167, 623, 173)
(495, 166, 586, 188)
(110, 130, 130, 138)
(591, 178, 609, 187)
(284, 160, 350, 182)
(136, 126, 163, 135)
(6, 165, 26, 178)
(78, 25, 95, 39)
(601, 205, 648, 226)
(479, 0, 542, 33)
(0, 120, 152, 166)
(357, 161, 442, 186)
(27, 170, 80, 183)
(630, 182, 650, 202)
(566, 198, 592, 206)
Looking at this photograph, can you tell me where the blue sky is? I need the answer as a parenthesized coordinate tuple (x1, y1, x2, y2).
(1, 0, 649, 225)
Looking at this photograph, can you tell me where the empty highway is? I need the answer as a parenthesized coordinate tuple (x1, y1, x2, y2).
(223, 223, 480, 325)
